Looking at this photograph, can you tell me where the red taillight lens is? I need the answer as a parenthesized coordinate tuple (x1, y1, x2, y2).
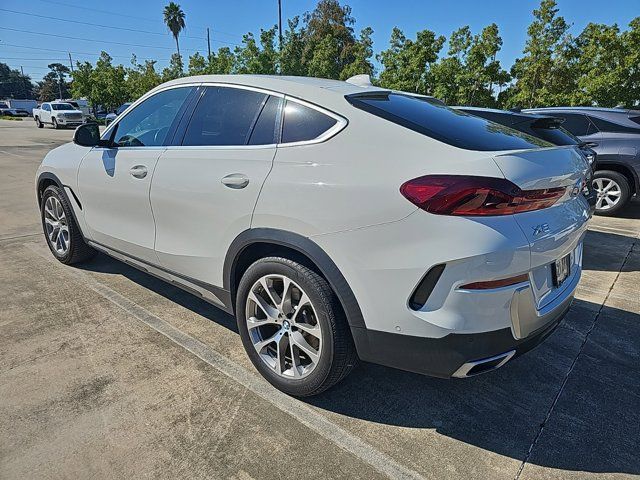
(400, 175, 565, 216)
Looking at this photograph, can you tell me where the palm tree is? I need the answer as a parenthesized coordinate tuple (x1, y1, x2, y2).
(163, 2, 186, 59)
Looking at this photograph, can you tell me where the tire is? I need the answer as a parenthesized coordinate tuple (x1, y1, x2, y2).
(592, 170, 630, 216)
(40, 185, 96, 264)
(236, 257, 358, 397)
(52, 118, 59, 129)
(35, 116, 43, 128)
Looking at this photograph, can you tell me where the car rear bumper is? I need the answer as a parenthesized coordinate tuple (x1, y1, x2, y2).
(350, 296, 569, 378)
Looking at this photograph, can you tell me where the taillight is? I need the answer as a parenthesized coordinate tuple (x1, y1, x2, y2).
(400, 175, 566, 216)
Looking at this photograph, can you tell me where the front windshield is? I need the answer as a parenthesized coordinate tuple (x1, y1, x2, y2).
(51, 103, 74, 111)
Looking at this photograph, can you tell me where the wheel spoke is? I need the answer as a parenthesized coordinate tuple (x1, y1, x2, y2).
(279, 277, 293, 314)
(259, 277, 279, 309)
(248, 290, 278, 320)
(275, 330, 289, 375)
(254, 330, 281, 353)
(289, 331, 319, 364)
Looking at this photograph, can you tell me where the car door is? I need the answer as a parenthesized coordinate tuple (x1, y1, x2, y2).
(41, 104, 51, 123)
(77, 85, 196, 263)
(150, 85, 281, 288)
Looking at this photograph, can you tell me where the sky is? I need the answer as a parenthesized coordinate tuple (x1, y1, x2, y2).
(0, 0, 637, 84)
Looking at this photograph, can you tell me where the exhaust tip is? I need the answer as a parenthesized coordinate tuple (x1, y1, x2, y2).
(452, 350, 516, 378)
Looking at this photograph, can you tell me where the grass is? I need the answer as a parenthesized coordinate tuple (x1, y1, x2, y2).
(0, 115, 24, 121)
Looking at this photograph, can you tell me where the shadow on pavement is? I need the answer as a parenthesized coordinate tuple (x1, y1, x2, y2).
(583, 229, 638, 272)
(76, 253, 639, 476)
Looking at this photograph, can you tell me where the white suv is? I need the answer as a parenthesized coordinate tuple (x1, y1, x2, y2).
(36, 75, 591, 396)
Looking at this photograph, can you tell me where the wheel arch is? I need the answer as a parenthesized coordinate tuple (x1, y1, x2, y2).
(224, 228, 366, 330)
(595, 163, 638, 194)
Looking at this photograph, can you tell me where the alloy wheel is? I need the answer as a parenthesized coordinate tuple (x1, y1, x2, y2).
(593, 178, 622, 211)
(245, 274, 322, 379)
(44, 196, 70, 255)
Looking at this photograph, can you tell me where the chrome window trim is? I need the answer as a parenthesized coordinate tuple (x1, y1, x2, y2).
(101, 80, 347, 150)
(278, 96, 348, 148)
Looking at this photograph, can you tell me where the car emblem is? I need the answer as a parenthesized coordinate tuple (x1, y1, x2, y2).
(532, 223, 550, 237)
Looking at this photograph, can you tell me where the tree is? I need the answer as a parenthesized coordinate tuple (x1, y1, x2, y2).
(91, 52, 128, 110)
(280, 17, 306, 75)
(301, 0, 358, 78)
(127, 55, 162, 100)
(233, 27, 279, 74)
(162, 53, 184, 82)
(0, 63, 35, 99)
(506, 0, 571, 108)
(187, 52, 208, 75)
(208, 47, 235, 74)
(340, 27, 375, 79)
(378, 27, 445, 94)
(47, 63, 71, 100)
(70, 61, 94, 104)
(163, 2, 186, 60)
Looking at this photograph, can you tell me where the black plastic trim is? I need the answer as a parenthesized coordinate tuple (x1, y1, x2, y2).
(224, 228, 366, 329)
(351, 303, 569, 378)
(409, 264, 445, 310)
(89, 239, 233, 312)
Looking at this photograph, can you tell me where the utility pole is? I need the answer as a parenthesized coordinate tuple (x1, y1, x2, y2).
(278, 0, 283, 52)
(20, 66, 27, 98)
(207, 28, 211, 58)
(68, 52, 74, 72)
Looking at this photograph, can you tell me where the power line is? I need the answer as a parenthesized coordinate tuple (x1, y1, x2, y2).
(0, 7, 214, 41)
(34, 0, 244, 40)
(0, 43, 171, 60)
(0, 26, 205, 51)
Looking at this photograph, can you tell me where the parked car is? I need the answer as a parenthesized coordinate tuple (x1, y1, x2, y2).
(524, 107, 640, 215)
(33, 101, 84, 129)
(36, 75, 590, 396)
(105, 102, 132, 126)
(0, 101, 29, 117)
(454, 107, 597, 166)
(454, 107, 597, 211)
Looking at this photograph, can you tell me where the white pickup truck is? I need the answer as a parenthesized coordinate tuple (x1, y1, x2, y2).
(33, 102, 84, 129)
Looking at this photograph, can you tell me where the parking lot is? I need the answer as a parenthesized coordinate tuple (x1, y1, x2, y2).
(1, 119, 639, 479)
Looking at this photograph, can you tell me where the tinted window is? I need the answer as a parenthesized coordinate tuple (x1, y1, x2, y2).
(281, 100, 338, 143)
(529, 127, 578, 146)
(43, 104, 50, 111)
(588, 116, 640, 134)
(0, 103, 9, 108)
(182, 87, 267, 146)
(248, 95, 282, 145)
(116, 103, 132, 115)
(348, 93, 550, 151)
(51, 103, 74, 110)
(112, 87, 193, 147)
(555, 114, 591, 136)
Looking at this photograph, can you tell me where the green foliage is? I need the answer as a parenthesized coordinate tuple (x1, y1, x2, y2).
(0, 63, 35, 99)
(378, 27, 445, 94)
(234, 27, 279, 74)
(37, 63, 71, 102)
(58, 0, 640, 111)
(127, 55, 162, 99)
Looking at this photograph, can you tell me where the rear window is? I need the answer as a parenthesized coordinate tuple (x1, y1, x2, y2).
(589, 116, 640, 134)
(51, 103, 74, 111)
(347, 93, 551, 151)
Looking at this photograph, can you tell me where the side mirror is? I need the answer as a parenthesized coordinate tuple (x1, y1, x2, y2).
(73, 122, 101, 147)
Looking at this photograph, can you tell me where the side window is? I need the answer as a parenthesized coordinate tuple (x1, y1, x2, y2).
(43, 104, 50, 111)
(557, 114, 591, 136)
(281, 100, 338, 144)
(112, 87, 193, 147)
(182, 86, 267, 146)
(248, 95, 282, 145)
(588, 116, 640, 134)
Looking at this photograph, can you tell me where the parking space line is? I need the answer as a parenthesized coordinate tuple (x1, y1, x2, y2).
(26, 243, 425, 480)
(588, 225, 640, 238)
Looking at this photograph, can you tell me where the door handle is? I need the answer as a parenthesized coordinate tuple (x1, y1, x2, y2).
(129, 165, 148, 179)
(221, 173, 249, 189)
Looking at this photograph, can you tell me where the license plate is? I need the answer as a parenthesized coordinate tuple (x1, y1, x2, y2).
(552, 254, 571, 287)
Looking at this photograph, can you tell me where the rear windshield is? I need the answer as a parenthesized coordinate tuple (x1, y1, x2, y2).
(346, 93, 552, 151)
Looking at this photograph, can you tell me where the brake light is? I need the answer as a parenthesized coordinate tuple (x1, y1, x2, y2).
(460, 274, 530, 290)
(400, 175, 565, 216)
